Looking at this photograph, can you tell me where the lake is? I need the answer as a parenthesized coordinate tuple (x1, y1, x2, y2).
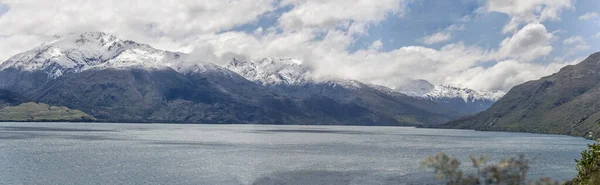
(0, 122, 592, 185)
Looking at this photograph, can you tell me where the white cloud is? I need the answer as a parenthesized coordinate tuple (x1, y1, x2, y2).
(369, 40, 384, 51)
(185, 1, 583, 91)
(563, 36, 590, 55)
(497, 23, 554, 62)
(0, 0, 278, 60)
(450, 58, 577, 90)
(486, 0, 574, 33)
(0, 0, 581, 92)
(563, 36, 585, 44)
(417, 20, 467, 46)
(579, 12, 598, 20)
(188, 30, 495, 89)
(277, 0, 407, 34)
(419, 32, 452, 45)
(0, 34, 53, 64)
(593, 32, 600, 39)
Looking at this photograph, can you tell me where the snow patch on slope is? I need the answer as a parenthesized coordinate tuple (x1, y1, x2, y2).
(225, 57, 314, 86)
(225, 57, 505, 101)
(426, 85, 505, 102)
(393, 79, 505, 102)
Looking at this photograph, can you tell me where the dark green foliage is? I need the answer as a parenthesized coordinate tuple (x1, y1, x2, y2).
(571, 124, 600, 184)
(572, 142, 600, 184)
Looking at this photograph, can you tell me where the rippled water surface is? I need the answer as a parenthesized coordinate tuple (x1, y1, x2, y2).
(0, 123, 592, 185)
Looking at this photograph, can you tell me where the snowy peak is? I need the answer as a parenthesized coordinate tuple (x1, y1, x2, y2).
(225, 57, 373, 91)
(2, 32, 128, 69)
(394, 79, 505, 102)
(225, 58, 506, 102)
(71, 32, 121, 48)
(0, 32, 198, 77)
(0, 32, 507, 104)
(426, 85, 505, 102)
(395, 79, 435, 96)
(225, 57, 313, 86)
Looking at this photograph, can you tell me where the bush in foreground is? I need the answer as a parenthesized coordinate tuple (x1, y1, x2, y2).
(422, 152, 561, 185)
(423, 140, 600, 185)
(571, 139, 600, 184)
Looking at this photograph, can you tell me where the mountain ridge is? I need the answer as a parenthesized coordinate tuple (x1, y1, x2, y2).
(0, 32, 505, 125)
(441, 52, 600, 138)
(224, 57, 504, 116)
(224, 57, 505, 101)
(0, 32, 189, 78)
(0, 32, 504, 103)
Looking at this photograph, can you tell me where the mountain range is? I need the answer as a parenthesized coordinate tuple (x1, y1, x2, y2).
(442, 52, 600, 138)
(394, 79, 504, 115)
(0, 32, 504, 125)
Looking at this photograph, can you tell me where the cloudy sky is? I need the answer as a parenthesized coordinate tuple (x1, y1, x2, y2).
(0, 0, 598, 91)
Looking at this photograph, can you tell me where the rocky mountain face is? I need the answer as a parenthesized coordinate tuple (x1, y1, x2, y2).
(442, 52, 600, 137)
(0, 32, 472, 125)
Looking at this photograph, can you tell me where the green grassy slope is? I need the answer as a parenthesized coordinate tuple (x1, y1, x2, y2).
(0, 102, 96, 122)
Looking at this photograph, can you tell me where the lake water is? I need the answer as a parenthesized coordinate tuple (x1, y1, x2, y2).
(0, 123, 592, 185)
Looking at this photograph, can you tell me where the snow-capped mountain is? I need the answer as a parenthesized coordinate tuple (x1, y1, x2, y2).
(225, 58, 504, 102)
(226, 57, 312, 86)
(1, 31, 505, 105)
(225, 57, 368, 91)
(226, 58, 377, 99)
(0, 32, 405, 125)
(393, 79, 505, 115)
(424, 85, 505, 115)
(225, 58, 505, 116)
(426, 85, 505, 102)
(223, 57, 461, 124)
(0, 32, 500, 125)
(0, 32, 227, 78)
(395, 79, 505, 102)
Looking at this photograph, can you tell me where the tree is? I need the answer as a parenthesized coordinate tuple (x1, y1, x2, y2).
(570, 139, 600, 184)
(424, 123, 600, 185)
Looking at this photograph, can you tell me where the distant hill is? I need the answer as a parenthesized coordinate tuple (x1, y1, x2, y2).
(441, 52, 600, 138)
(0, 102, 95, 122)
